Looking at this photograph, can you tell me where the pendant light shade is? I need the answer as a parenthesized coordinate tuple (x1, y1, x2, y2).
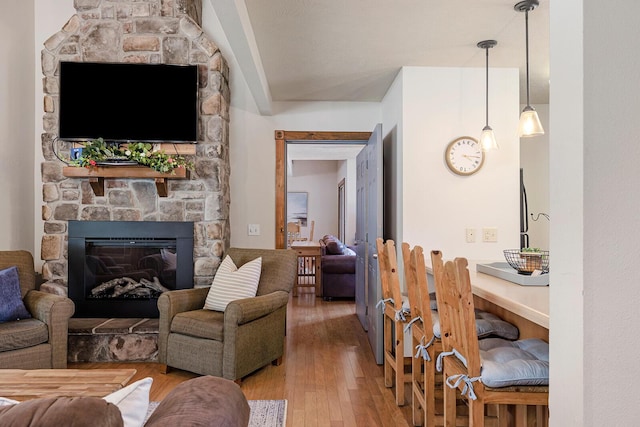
(478, 40, 498, 151)
(517, 105, 544, 136)
(515, 0, 544, 137)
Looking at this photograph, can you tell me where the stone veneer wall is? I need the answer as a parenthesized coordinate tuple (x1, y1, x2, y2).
(39, 0, 230, 295)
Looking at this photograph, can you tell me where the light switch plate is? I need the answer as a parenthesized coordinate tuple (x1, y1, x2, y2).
(248, 224, 260, 236)
(482, 227, 498, 242)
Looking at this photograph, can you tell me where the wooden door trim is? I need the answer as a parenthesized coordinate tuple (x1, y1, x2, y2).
(275, 130, 371, 249)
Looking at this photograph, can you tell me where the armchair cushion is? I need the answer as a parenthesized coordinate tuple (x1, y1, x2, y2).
(0, 266, 31, 322)
(0, 318, 48, 352)
(171, 309, 224, 341)
(204, 255, 262, 311)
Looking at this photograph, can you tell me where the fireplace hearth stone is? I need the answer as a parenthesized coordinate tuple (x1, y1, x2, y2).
(68, 318, 158, 363)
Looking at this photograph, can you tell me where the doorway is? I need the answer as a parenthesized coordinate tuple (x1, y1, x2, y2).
(274, 131, 371, 249)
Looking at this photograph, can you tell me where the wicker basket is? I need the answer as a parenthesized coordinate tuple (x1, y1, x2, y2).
(503, 249, 549, 275)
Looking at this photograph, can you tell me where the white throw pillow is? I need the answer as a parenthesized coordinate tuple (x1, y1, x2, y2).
(204, 255, 262, 311)
(0, 397, 18, 406)
(102, 377, 153, 427)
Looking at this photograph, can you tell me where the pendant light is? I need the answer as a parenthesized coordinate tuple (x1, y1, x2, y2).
(515, 0, 544, 137)
(478, 40, 498, 151)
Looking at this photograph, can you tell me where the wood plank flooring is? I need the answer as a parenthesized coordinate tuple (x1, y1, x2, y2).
(70, 289, 413, 426)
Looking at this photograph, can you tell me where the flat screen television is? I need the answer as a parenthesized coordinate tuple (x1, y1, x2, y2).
(59, 61, 198, 143)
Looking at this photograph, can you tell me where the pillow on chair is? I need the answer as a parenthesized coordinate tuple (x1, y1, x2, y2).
(0, 266, 31, 323)
(432, 309, 519, 340)
(204, 255, 262, 311)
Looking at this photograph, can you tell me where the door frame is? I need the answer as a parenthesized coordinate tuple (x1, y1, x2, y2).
(337, 178, 346, 243)
(274, 130, 371, 249)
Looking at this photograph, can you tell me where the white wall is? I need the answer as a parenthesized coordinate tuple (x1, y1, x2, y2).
(287, 160, 338, 241)
(395, 67, 521, 262)
(226, 101, 380, 249)
(381, 70, 403, 242)
(0, 0, 34, 251)
(520, 104, 550, 250)
(337, 157, 358, 245)
(552, 1, 640, 425)
(550, 1, 584, 425)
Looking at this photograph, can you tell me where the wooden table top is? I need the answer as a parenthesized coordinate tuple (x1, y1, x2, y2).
(0, 369, 137, 401)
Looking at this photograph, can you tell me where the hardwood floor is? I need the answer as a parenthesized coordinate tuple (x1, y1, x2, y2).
(70, 288, 413, 426)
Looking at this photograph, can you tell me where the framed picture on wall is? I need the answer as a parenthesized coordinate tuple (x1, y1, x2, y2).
(287, 192, 308, 226)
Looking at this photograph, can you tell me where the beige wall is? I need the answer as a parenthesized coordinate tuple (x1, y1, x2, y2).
(287, 160, 338, 241)
(0, 0, 34, 251)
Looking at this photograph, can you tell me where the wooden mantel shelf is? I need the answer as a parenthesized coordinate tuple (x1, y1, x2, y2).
(62, 166, 189, 197)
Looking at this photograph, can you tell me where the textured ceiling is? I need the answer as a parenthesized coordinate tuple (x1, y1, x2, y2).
(241, 0, 550, 107)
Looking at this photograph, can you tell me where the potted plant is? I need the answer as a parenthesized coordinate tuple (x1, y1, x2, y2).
(519, 247, 544, 273)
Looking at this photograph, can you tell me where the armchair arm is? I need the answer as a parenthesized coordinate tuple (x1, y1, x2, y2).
(23, 290, 75, 369)
(222, 291, 290, 380)
(157, 287, 209, 364)
(224, 291, 289, 326)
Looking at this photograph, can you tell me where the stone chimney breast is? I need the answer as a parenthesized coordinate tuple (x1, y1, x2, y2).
(40, 0, 229, 294)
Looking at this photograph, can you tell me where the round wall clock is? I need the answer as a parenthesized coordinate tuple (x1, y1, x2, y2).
(444, 136, 485, 176)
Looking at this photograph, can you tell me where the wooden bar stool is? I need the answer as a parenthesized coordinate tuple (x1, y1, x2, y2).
(376, 238, 411, 406)
(402, 243, 440, 426)
(431, 251, 549, 427)
(403, 243, 475, 427)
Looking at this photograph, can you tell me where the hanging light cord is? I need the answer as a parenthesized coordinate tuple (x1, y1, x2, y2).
(485, 46, 489, 127)
(524, 7, 531, 107)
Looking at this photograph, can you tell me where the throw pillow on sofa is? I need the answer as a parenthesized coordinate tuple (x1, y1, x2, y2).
(323, 235, 346, 255)
(103, 377, 153, 427)
(0, 266, 32, 323)
(203, 255, 262, 311)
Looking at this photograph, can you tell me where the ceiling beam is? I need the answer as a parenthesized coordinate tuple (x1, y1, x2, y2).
(208, 0, 273, 115)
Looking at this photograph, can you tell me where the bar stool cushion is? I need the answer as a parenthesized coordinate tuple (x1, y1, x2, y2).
(477, 337, 549, 388)
(432, 309, 519, 340)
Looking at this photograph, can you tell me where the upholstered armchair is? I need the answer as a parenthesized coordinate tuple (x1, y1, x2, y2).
(0, 250, 75, 369)
(157, 248, 297, 381)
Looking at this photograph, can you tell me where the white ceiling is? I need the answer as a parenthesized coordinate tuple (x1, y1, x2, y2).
(210, 0, 550, 116)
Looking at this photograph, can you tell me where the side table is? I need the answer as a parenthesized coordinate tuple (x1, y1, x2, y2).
(290, 241, 322, 297)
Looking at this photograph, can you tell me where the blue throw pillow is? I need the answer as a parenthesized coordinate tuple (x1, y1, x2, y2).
(0, 266, 32, 323)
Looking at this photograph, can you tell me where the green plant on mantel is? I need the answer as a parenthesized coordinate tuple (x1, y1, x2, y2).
(71, 138, 194, 174)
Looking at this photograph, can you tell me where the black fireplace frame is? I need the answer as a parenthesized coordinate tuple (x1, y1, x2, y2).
(68, 220, 194, 318)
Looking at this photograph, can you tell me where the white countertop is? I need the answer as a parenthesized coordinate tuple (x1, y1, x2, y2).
(426, 260, 549, 329)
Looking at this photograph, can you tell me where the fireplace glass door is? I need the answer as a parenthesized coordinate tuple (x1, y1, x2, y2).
(85, 239, 177, 300)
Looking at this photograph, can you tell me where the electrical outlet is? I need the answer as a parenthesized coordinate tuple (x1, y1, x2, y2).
(465, 228, 476, 243)
(483, 227, 498, 242)
(248, 224, 260, 236)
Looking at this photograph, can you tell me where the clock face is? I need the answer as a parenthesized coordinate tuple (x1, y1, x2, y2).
(445, 137, 485, 176)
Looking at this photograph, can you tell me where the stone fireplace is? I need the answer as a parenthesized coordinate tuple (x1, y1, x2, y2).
(39, 0, 230, 299)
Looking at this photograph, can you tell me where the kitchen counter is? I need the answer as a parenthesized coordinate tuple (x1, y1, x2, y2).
(426, 259, 549, 340)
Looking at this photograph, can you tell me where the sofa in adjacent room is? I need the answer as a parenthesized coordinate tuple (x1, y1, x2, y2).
(319, 235, 356, 300)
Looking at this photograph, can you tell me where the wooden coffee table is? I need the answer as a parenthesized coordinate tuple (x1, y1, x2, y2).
(0, 369, 137, 401)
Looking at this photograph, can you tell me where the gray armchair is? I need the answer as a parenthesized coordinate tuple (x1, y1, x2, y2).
(158, 248, 297, 381)
(0, 250, 75, 369)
